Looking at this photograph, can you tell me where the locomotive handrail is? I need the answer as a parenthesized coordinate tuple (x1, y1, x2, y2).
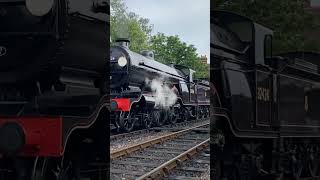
(212, 51, 250, 64)
(138, 62, 186, 80)
(0, 101, 28, 105)
(0, 32, 56, 37)
(273, 56, 294, 74)
(0, 0, 24, 5)
(61, 66, 100, 76)
(69, 12, 107, 23)
(211, 43, 249, 55)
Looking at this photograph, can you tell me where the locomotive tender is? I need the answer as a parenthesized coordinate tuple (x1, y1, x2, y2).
(0, 0, 108, 179)
(110, 39, 210, 132)
(211, 10, 320, 179)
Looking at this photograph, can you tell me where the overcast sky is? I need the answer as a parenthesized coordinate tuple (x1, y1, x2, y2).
(124, 0, 210, 63)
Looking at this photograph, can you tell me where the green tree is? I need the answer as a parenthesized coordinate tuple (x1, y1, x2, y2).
(150, 33, 209, 78)
(213, 0, 320, 53)
(111, 0, 208, 78)
(110, 0, 152, 52)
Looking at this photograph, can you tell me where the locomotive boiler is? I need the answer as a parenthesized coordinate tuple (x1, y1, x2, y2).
(211, 10, 320, 179)
(0, 0, 109, 180)
(110, 39, 210, 132)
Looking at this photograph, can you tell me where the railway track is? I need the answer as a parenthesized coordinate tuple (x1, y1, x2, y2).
(163, 147, 210, 179)
(110, 123, 210, 180)
(110, 118, 209, 141)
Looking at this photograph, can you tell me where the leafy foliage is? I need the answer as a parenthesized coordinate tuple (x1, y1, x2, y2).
(213, 0, 320, 53)
(110, 0, 152, 52)
(110, 0, 208, 78)
(150, 33, 208, 78)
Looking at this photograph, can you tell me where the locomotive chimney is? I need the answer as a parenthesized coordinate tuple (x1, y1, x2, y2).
(141, 50, 155, 60)
(115, 38, 130, 49)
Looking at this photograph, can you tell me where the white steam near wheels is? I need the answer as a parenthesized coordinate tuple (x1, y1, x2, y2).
(26, 0, 54, 16)
(145, 78, 178, 109)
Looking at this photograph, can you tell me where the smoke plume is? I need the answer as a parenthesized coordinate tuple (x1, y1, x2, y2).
(145, 78, 177, 109)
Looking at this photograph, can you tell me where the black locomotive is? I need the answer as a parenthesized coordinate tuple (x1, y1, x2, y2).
(110, 39, 210, 132)
(0, 0, 108, 180)
(211, 10, 320, 179)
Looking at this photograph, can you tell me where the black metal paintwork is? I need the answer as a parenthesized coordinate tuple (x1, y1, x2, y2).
(196, 80, 210, 105)
(211, 10, 320, 138)
(61, 95, 109, 153)
(0, 2, 109, 179)
(110, 42, 210, 107)
(110, 44, 185, 92)
(0, 0, 108, 117)
(179, 81, 190, 104)
(110, 40, 209, 133)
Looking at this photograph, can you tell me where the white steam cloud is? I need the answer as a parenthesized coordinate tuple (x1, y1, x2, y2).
(145, 78, 177, 109)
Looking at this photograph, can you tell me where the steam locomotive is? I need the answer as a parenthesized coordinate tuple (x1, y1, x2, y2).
(211, 10, 320, 179)
(0, 0, 108, 179)
(110, 39, 210, 132)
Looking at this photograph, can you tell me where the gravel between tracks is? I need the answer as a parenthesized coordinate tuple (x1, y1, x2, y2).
(110, 131, 170, 152)
(200, 169, 210, 180)
(111, 126, 209, 180)
(110, 120, 209, 152)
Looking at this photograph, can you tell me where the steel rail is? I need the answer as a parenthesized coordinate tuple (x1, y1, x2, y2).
(110, 122, 209, 160)
(137, 138, 210, 180)
(110, 118, 209, 141)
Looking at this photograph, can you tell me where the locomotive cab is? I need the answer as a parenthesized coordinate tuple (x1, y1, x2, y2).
(212, 11, 278, 137)
(213, 11, 274, 65)
(212, 10, 320, 179)
(212, 10, 320, 138)
(173, 65, 196, 103)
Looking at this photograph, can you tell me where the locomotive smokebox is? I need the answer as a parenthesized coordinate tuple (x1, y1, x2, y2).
(115, 38, 130, 48)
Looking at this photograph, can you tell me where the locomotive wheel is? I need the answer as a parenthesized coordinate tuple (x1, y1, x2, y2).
(181, 108, 189, 122)
(142, 113, 152, 129)
(160, 110, 168, 125)
(31, 156, 79, 180)
(120, 112, 135, 132)
(168, 108, 178, 124)
(197, 107, 203, 120)
(309, 159, 320, 178)
(113, 112, 120, 132)
(292, 165, 303, 180)
(152, 110, 162, 126)
(204, 107, 209, 118)
(212, 160, 222, 180)
(203, 107, 208, 118)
